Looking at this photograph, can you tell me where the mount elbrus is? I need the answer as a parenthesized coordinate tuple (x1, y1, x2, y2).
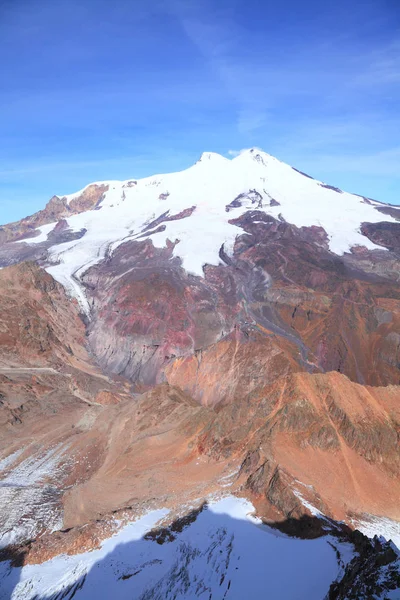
(1, 149, 400, 599)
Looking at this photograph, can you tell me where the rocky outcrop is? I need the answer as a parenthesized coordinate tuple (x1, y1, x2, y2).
(192, 370, 400, 524)
(0, 183, 107, 245)
(81, 238, 242, 386)
(328, 534, 400, 599)
(361, 221, 400, 252)
(165, 330, 299, 408)
(68, 208, 400, 392)
(231, 212, 400, 385)
(0, 262, 87, 368)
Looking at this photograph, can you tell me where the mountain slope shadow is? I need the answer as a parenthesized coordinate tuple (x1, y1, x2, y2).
(0, 549, 25, 600)
(1, 504, 348, 600)
(2, 504, 399, 600)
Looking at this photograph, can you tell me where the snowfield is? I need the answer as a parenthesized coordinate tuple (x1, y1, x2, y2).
(0, 496, 353, 600)
(24, 149, 394, 313)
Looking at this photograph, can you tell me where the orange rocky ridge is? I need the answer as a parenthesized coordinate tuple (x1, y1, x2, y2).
(1, 261, 400, 565)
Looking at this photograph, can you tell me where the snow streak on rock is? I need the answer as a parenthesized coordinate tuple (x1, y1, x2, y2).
(0, 444, 69, 548)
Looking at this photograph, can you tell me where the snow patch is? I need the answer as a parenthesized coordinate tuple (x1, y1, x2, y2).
(0, 449, 24, 474)
(0, 444, 69, 548)
(292, 485, 324, 518)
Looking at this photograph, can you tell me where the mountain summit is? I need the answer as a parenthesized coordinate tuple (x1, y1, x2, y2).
(0, 149, 397, 312)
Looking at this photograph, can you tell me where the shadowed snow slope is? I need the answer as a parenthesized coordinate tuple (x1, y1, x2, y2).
(0, 497, 351, 600)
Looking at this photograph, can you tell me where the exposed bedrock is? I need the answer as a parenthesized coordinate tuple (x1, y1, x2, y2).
(80, 212, 400, 389)
(0, 184, 107, 245)
(81, 239, 243, 386)
(361, 221, 400, 253)
(196, 370, 400, 523)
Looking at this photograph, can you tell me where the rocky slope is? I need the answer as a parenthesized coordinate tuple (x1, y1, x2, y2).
(0, 184, 108, 245)
(0, 149, 400, 597)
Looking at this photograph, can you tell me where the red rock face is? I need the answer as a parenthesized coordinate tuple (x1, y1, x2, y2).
(164, 329, 299, 407)
(79, 212, 400, 389)
(81, 239, 242, 386)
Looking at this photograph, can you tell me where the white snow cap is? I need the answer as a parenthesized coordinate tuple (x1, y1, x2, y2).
(25, 148, 395, 312)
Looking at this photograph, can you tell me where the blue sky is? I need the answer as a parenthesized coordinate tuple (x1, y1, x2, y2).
(1, 0, 400, 222)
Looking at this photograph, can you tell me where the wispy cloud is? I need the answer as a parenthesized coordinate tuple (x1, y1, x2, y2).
(169, 0, 400, 145)
(353, 40, 400, 86)
(167, 0, 271, 134)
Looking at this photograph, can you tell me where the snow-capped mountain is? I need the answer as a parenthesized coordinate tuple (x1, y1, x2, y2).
(1, 149, 400, 599)
(4, 148, 397, 313)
